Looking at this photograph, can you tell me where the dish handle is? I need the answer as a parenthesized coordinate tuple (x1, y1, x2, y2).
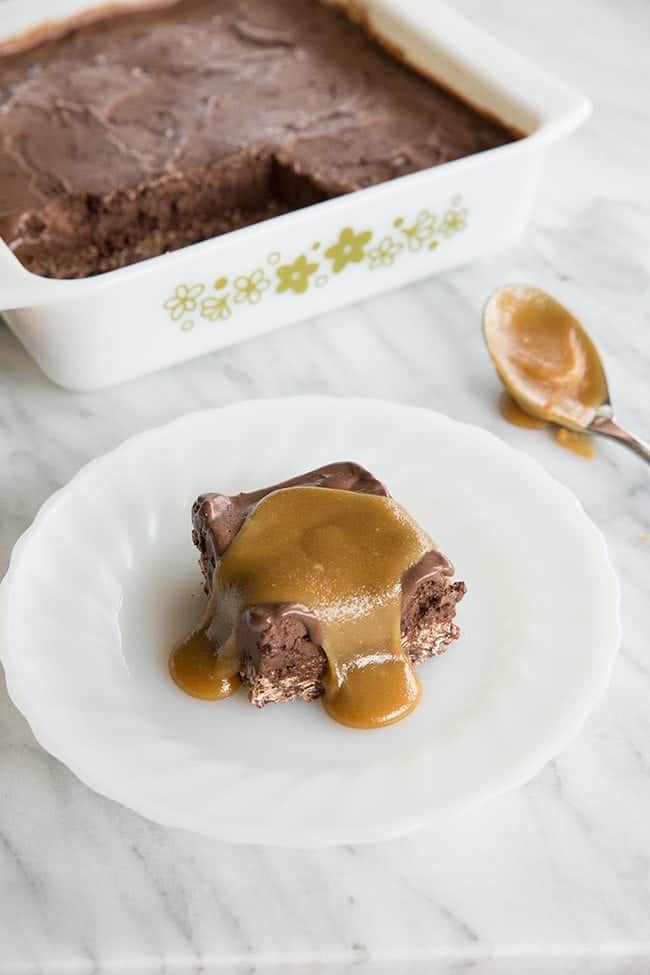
(0, 238, 71, 310)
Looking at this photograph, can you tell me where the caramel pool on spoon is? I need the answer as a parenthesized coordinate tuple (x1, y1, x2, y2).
(483, 285, 650, 463)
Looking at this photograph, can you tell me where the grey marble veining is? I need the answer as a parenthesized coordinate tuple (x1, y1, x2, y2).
(0, 0, 649, 972)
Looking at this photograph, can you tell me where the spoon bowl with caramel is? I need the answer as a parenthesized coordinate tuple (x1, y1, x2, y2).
(483, 285, 650, 463)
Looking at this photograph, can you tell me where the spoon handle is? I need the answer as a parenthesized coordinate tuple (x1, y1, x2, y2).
(590, 416, 650, 464)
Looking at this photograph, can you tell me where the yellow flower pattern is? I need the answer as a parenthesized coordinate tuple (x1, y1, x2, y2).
(163, 283, 204, 321)
(163, 197, 467, 330)
(400, 210, 437, 252)
(440, 205, 468, 236)
(276, 255, 319, 294)
(201, 295, 232, 321)
(325, 227, 373, 273)
(368, 236, 403, 270)
(233, 269, 271, 305)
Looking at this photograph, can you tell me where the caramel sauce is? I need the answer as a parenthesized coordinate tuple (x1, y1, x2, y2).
(171, 486, 432, 728)
(498, 391, 549, 429)
(554, 427, 595, 459)
(170, 579, 242, 700)
(499, 390, 595, 459)
(322, 652, 421, 729)
(169, 629, 241, 701)
(485, 286, 607, 429)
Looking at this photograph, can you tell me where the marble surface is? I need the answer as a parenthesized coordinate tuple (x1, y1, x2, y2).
(0, 0, 649, 971)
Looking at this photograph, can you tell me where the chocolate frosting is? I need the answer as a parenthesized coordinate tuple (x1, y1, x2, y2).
(192, 460, 386, 566)
(401, 548, 454, 610)
(0, 0, 516, 277)
(238, 602, 324, 668)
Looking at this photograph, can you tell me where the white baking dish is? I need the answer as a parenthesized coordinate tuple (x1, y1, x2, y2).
(0, 0, 590, 391)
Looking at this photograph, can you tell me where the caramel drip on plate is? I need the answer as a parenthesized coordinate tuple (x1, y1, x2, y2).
(169, 577, 241, 700)
(169, 629, 241, 700)
(172, 486, 432, 727)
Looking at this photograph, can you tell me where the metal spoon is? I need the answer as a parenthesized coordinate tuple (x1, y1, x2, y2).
(483, 284, 650, 464)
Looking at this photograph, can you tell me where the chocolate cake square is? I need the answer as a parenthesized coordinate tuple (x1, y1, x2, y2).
(192, 462, 465, 707)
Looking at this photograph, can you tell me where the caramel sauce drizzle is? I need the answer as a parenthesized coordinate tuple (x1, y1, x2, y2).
(489, 289, 605, 459)
(170, 486, 431, 727)
(499, 391, 595, 458)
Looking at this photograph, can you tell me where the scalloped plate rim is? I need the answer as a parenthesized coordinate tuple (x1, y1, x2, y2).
(0, 397, 621, 846)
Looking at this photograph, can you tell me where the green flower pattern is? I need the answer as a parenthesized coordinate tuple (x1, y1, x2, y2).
(163, 283, 204, 321)
(233, 269, 270, 305)
(201, 295, 231, 321)
(163, 196, 468, 330)
(325, 227, 373, 273)
(440, 206, 468, 236)
(368, 236, 403, 269)
(400, 210, 437, 252)
(276, 255, 319, 294)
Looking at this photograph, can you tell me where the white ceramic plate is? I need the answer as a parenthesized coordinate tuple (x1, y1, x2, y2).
(0, 398, 620, 846)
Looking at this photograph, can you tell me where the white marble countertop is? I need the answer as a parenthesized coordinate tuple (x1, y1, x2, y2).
(1, 0, 649, 972)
